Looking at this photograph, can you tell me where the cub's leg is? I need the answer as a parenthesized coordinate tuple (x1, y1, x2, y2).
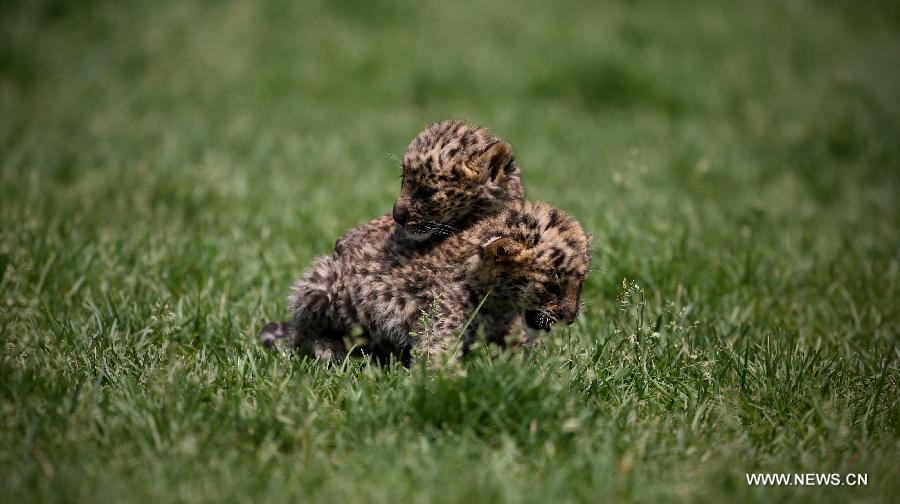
(408, 300, 467, 367)
(287, 255, 348, 360)
(497, 314, 541, 349)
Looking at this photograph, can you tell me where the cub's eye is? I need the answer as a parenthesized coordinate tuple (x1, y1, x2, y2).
(414, 186, 436, 200)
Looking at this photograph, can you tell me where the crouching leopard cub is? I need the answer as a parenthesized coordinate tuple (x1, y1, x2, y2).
(260, 120, 526, 350)
(289, 201, 592, 363)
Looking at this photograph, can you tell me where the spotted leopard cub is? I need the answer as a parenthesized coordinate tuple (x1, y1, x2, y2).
(335, 119, 524, 254)
(290, 201, 591, 363)
(261, 120, 525, 350)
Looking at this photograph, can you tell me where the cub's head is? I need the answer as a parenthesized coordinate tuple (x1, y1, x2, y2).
(392, 120, 525, 241)
(479, 202, 592, 331)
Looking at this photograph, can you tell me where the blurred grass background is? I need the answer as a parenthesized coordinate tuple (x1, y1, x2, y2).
(1, 0, 898, 502)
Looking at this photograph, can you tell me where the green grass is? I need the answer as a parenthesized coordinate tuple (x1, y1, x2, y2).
(2, 0, 899, 502)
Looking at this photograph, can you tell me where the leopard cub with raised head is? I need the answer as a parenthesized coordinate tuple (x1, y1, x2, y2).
(289, 201, 591, 363)
(261, 120, 527, 353)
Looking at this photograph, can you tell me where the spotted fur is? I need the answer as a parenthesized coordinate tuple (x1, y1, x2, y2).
(288, 201, 592, 363)
(260, 120, 528, 351)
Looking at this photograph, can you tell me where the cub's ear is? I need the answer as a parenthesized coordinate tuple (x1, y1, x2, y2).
(457, 141, 514, 182)
(481, 236, 528, 264)
(477, 141, 514, 183)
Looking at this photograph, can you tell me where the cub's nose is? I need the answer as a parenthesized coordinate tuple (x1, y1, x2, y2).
(392, 201, 410, 225)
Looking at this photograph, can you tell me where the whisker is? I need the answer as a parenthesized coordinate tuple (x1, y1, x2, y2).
(418, 221, 458, 237)
(428, 225, 454, 235)
(425, 220, 458, 232)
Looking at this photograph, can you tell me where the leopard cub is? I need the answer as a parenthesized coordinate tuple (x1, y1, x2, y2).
(334, 119, 524, 256)
(261, 120, 526, 350)
(289, 201, 592, 363)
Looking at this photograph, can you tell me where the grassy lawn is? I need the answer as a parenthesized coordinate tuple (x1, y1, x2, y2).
(2, 0, 898, 501)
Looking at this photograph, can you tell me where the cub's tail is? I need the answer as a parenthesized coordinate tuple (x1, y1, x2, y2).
(263, 255, 338, 352)
(259, 320, 296, 348)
